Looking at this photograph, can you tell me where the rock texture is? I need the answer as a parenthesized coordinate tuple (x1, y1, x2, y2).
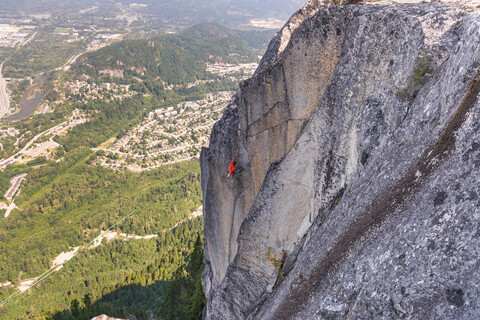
(201, 0, 480, 319)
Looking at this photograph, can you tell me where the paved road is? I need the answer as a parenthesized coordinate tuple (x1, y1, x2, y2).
(4, 201, 17, 218)
(19, 31, 38, 48)
(5, 173, 27, 200)
(0, 62, 10, 119)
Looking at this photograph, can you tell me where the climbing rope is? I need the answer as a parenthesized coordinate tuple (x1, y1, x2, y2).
(235, 127, 240, 158)
(0, 173, 194, 308)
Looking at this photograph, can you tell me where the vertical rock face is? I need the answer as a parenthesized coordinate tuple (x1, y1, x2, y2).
(201, 1, 480, 319)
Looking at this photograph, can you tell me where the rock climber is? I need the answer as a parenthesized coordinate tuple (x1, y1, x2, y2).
(227, 156, 241, 182)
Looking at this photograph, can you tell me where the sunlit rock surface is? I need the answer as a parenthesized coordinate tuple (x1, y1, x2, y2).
(201, 0, 480, 319)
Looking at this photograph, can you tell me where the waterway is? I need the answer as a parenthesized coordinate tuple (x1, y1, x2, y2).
(5, 75, 45, 121)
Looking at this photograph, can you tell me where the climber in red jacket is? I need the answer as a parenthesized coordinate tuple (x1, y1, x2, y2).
(227, 156, 241, 182)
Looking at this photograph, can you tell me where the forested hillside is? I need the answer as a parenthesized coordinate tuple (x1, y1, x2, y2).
(55, 95, 150, 152)
(46, 232, 206, 320)
(71, 24, 274, 85)
(0, 154, 201, 279)
(1, 24, 267, 160)
(0, 216, 205, 320)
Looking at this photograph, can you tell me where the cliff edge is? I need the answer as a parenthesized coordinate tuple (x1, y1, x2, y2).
(201, 0, 480, 319)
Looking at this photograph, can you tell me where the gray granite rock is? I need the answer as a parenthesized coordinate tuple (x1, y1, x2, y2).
(201, 1, 480, 319)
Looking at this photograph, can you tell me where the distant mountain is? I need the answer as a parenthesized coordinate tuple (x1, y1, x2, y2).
(1, 0, 305, 25)
(117, 0, 305, 21)
(0, 0, 99, 14)
(180, 23, 277, 50)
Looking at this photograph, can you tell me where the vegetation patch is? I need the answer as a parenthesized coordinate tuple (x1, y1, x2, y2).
(0, 151, 202, 281)
(266, 247, 287, 282)
(0, 219, 205, 320)
(53, 27, 70, 33)
(4, 31, 84, 78)
(397, 55, 432, 101)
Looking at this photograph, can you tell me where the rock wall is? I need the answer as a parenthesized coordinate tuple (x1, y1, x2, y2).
(98, 69, 124, 78)
(201, 1, 480, 319)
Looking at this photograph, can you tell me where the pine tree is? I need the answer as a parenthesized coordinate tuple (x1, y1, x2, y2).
(70, 299, 80, 319)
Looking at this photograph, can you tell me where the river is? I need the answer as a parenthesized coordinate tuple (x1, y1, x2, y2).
(5, 74, 45, 121)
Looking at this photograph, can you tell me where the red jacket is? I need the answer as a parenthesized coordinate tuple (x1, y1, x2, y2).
(228, 157, 236, 175)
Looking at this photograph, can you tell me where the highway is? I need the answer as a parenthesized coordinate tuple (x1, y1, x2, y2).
(0, 61, 10, 119)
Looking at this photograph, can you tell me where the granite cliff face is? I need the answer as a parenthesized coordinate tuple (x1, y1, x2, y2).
(200, 1, 480, 319)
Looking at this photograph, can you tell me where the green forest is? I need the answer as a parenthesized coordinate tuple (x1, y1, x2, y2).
(0, 218, 205, 320)
(0, 94, 206, 319)
(71, 23, 272, 86)
(0, 89, 205, 318)
(0, 153, 202, 281)
(56, 95, 151, 152)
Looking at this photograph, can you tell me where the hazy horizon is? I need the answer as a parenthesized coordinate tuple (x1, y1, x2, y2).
(1, 0, 306, 27)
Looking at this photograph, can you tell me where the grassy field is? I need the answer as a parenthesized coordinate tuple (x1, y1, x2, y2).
(53, 27, 70, 33)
